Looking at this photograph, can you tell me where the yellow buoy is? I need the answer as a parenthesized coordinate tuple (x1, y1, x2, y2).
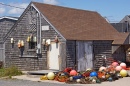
(120, 69, 128, 77)
(47, 72, 55, 80)
(40, 75, 48, 80)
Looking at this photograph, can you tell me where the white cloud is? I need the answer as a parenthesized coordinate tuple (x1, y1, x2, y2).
(0, 8, 5, 14)
(8, 3, 28, 15)
(43, 0, 59, 5)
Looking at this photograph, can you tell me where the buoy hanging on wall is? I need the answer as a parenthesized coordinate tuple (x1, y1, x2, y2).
(46, 39, 51, 46)
(21, 40, 24, 46)
(42, 39, 46, 45)
(18, 40, 21, 48)
(11, 38, 14, 48)
(54, 36, 59, 43)
(27, 36, 30, 42)
(11, 38, 14, 43)
(33, 36, 37, 42)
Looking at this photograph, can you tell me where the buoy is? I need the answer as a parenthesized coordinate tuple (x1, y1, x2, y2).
(76, 79, 81, 83)
(73, 75, 82, 80)
(86, 68, 92, 71)
(115, 66, 122, 71)
(120, 69, 128, 77)
(40, 75, 48, 80)
(69, 77, 73, 81)
(90, 72, 97, 77)
(112, 62, 119, 67)
(47, 72, 55, 80)
(96, 79, 101, 83)
(102, 75, 105, 79)
(108, 77, 113, 82)
(18, 40, 21, 48)
(92, 79, 96, 84)
(27, 36, 30, 42)
(120, 63, 126, 69)
(21, 40, 24, 46)
(99, 66, 106, 71)
(70, 70, 77, 76)
(105, 73, 110, 79)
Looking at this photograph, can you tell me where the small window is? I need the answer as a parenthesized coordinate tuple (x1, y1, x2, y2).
(27, 34, 37, 49)
(28, 41, 36, 49)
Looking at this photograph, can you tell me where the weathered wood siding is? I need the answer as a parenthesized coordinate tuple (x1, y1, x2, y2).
(66, 40, 76, 69)
(5, 6, 40, 71)
(59, 42, 66, 70)
(66, 40, 113, 70)
(0, 18, 17, 65)
(93, 41, 112, 70)
(112, 45, 126, 62)
(40, 10, 66, 70)
(0, 44, 5, 63)
(76, 41, 93, 71)
(0, 18, 17, 41)
(4, 6, 65, 71)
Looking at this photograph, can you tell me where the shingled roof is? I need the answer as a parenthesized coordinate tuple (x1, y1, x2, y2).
(32, 2, 129, 44)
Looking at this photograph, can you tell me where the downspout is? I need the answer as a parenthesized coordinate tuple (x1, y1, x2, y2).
(75, 40, 77, 70)
(31, 4, 42, 56)
(36, 9, 42, 56)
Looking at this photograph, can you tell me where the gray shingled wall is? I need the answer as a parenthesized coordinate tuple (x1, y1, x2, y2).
(93, 41, 112, 70)
(4, 6, 65, 71)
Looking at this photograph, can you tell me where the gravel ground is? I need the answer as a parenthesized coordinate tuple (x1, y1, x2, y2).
(0, 71, 130, 86)
(0, 76, 130, 86)
(0, 79, 80, 86)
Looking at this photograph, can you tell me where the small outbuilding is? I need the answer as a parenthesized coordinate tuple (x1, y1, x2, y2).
(111, 21, 130, 64)
(0, 16, 18, 65)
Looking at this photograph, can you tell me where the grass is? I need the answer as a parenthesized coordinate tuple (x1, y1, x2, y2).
(0, 66, 23, 78)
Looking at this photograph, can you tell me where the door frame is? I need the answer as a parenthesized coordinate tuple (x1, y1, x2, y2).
(47, 42, 60, 70)
(76, 41, 93, 71)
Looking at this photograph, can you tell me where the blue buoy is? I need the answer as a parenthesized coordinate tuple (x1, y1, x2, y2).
(90, 72, 98, 77)
(108, 77, 113, 82)
(73, 75, 83, 80)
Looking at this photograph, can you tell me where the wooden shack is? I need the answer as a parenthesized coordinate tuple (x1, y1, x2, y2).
(2, 2, 129, 71)
(0, 16, 18, 66)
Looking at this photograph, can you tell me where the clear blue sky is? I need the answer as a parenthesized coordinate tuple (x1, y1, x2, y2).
(0, 0, 130, 23)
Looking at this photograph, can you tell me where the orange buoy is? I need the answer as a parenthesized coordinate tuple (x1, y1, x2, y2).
(70, 70, 77, 76)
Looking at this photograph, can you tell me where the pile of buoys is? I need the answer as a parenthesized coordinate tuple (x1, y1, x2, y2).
(40, 62, 129, 84)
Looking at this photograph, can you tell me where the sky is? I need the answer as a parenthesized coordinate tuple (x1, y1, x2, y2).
(0, 0, 130, 23)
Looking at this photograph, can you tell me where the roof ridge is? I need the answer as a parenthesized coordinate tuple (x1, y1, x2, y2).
(32, 1, 97, 13)
(0, 16, 18, 20)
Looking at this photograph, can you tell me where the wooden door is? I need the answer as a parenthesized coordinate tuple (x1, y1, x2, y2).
(77, 41, 93, 71)
(84, 42, 93, 69)
(0, 44, 5, 64)
(48, 43, 59, 70)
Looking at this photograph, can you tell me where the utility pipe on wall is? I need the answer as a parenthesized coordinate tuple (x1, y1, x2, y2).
(36, 8, 42, 54)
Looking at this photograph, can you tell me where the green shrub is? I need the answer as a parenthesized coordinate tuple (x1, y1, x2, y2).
(0, 66, 22, 78)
